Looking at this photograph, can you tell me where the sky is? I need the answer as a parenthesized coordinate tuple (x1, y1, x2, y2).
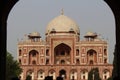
(7, 0, 115, 63)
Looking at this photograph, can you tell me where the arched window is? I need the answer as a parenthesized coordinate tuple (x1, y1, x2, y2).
(76, 49, 79, 56)
(70, 70, 77, 80)
(59, 69, 66, 79)
(61, 60, 65, 64)
(29, 50, 39, 65)
(38, 70, 45, 79)
(49, 70, 56, 79)
(103, 69, 110, 80)
(19, 59, 21, 64)
(19, 49, 22, 56)
(27, 70, 34, 80)
(104, 58, 107, 64)
(19, 73, 23, 80)
(46, 59, 49, 64)
(46, 49, 49, 56)
(76, 59, 80, 64)
(104, 49, 107, 56)
(80, 70, 88, 80)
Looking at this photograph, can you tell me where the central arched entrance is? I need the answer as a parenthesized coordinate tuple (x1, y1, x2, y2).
(29, 50, 39, 65)
(54, 43, 71, 65)
(59, 69, 66, 79)
(87, 49, 97, 65)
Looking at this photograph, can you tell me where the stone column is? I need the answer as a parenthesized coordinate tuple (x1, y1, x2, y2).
(77, 68, 80, 80)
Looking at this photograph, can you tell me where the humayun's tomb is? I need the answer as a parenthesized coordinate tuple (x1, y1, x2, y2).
(17, 10, 113, 80)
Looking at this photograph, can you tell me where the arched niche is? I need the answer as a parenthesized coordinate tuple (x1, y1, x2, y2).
(87, 49, 97, 65)
(37, 69, 45, 80)
(29, 50, 39, 65)
(26, 69, 34, 80)
(48, 69, 56, 79)
(70, 69, 77, 80)
(54, 43, 71, 64)
(102, 69, 110, 80)
(80, 69, 88, 80)
(59, 69, 66, 79)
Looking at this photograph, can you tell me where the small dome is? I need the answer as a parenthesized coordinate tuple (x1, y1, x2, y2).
(46, 14, 80, 35)
(29, 32, 40, 37)
(84, 32, 97, 37)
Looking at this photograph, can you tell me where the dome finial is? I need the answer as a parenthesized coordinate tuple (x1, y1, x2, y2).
(61, 8, 64, 15)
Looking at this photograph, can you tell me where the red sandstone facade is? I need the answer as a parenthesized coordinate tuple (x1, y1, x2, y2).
(17, 12, 113, 80)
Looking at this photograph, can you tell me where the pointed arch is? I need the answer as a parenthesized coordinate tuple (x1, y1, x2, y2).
(26, 69, 34, 80)
(87, 49, 97, 65)
(70, 69, 77, 80)
(37, 69, 45, 80)
(80, 69, 88, 80)
(29, 50, 39, 65)
(59, 69, 66, 79)
(54, 43, 71, 64)
(102, 69, 110, 80)
(48, 69, 56, 79)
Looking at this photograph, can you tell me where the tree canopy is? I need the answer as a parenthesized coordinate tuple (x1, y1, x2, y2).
(26, 75, 32, 80)
(88, 68, 101, 80)
(6, 51, 22, 80)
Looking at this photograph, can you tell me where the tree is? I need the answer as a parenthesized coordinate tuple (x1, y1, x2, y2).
(88, 68, 101, 80)
(112, 49, 118, 80)
(107, 76, 113, 80)
(6, 51, 22, 80)
(26, 75, 32, 80)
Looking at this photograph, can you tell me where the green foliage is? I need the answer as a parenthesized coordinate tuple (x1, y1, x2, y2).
(88, 68, 101, 80)
(107, 76, 113, 80)
(6, 51, 22, 80)
(112, 49, 118, 79)
(26, 75, 32, 80)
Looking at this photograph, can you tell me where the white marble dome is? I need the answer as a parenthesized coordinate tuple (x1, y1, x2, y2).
(46, 14, 80, 35)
